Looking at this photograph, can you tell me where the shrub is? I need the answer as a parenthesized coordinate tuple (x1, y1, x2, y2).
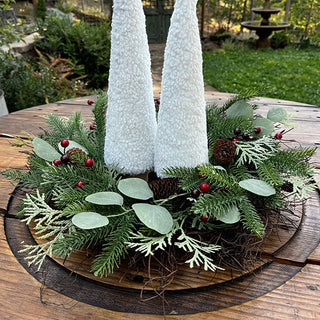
(270, 31, 292, 49)
(35, 0, 47, 21)
(0, 53, 90, 112)
(35, 14, 111, 89)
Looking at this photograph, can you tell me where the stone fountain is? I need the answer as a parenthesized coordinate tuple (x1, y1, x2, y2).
(241, 0, 290, 48)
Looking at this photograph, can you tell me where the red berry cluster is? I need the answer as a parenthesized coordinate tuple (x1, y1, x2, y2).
(52, 139, 94, 188)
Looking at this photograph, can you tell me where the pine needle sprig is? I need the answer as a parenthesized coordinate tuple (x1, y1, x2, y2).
(91, 214, 136, 277)
(197, 163, 239, 190)
(191, 191, 243, 220)
(43, 112, 82, 144)
(234, 136, 278, 167)
(53, 227, 111, 258)
(228, 164, 254, 181)
(91, 90, 107, 160)
(257, 160, 284, 187)
(238, 196, 264, 237)
(270, 147, 316, 177)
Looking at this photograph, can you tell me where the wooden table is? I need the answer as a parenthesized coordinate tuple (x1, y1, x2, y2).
(0, 93, 320, 319)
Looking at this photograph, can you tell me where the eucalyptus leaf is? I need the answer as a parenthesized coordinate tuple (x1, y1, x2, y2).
(132, 203, 173, 234)
(72, 211, 109, 229)
(58, 140, 88, 154)
(218, 205, 240, 224)
(226, 100, 253, 119)
(85, 192, 124, 206)
(32, 137, 61, 162)
(267, 107, 288, 123)
(118, 178, 153, 200)
(253, 117, 274, 137)
(239, 179, 276, 196)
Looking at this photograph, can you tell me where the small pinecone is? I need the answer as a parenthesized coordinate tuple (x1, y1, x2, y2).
(66, 148, 87, 161)
(213, 139, 236, 164)
(148, 178, 181, 200)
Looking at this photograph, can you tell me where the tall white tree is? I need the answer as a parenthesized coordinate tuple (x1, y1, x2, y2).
(154, 0, 208, 178)
(104, 0, 157, 175)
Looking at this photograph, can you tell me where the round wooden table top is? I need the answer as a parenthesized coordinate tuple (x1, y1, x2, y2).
(0, 92, 320, 319)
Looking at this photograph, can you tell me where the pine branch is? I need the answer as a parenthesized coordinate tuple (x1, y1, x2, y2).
(257, 160, 284, 187)
(191, 191, 243, 221)
(234, 136, 278, 167)
(238, 196, 264, 237)
(270, 147, 316, 177)
(175, 227, 222, 272)
(91, 214, 136, 277)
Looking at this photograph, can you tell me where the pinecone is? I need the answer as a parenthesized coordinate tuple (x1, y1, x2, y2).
(148, 178, 181, 200)
(213, 139, 236, 164)
(66, 147, 87, 162)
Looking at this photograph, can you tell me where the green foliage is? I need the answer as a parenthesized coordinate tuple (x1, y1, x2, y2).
(35, 0, 47, 21)
(0, 52, 88, 112)
(35, 15, 111, 89)
(203, 47, 320, 107)
(270, 31, 292, 49)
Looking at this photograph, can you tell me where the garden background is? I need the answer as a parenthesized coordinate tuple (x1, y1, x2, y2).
(0, 0, 319, 113)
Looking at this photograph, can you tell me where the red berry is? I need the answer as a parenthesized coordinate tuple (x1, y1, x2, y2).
(201, 214, 208, 222)
(156, 99, 160, 104)
(275, 133, 283, 139)
(85, 158, 94, 167)
(199, 182, 210, 192)
(53, 159, 61, 166)
(234, 128, 241, 135)
(191, 189, 201, 198)
(61, 139, 69, 148)
(76, 181, 85, 188)
(87, 99, 94, 105)
(198, 171, 205, 178)
(90, 124, 95, 130)
(232, 138, 239, 142)
(255, 127, 261, 133)
(60, 154, 69, 163)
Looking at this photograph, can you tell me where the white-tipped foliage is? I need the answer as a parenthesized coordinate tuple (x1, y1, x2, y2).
(154, 0, 208, 177)
(104, 0, 157, 175)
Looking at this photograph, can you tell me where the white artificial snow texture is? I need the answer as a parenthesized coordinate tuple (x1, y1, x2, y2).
(104, 0, 157, 175)
(154, 0, 209, 177)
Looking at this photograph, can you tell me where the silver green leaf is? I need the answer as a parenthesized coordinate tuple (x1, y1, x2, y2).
(72, 211, 109, 229)
(239, 179, 276, 196)
(218, 205, 240, 224)
(32, 137, 61, 162)
(267, 107, 288, 123)
(132, 203, 173, 234)
(118, 178, 153, 200)
(58, 140, 88, 154)
(253, 117, 274, 137)
(226, 100, 253, 119)
(85, 192, 124, 206)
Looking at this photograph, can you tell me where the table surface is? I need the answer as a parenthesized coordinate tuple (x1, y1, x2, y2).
(0, 92, 320, 320)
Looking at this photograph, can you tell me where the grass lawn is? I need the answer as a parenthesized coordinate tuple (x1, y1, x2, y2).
(203, 47, 320, 107)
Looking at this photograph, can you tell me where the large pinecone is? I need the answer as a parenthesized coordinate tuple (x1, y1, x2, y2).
(148, 178, 181, 200)
(213, 139, 236, 164)
(66, 147, 87, 162)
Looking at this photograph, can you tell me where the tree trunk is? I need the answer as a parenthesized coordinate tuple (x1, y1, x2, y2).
(304, 0, 314, 38)
(284, 0, 291, 23)
(240, 0, 248, 32)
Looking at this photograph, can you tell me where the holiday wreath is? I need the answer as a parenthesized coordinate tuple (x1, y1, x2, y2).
(1, 0, 318, 295)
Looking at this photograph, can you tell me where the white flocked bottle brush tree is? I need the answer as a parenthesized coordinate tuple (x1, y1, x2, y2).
(104, 0, 157, 176)
(154, 0, 209, 178)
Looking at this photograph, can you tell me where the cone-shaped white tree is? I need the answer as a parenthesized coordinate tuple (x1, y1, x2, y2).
(104, 0, 157, 175)
(154, 0, 208, 178)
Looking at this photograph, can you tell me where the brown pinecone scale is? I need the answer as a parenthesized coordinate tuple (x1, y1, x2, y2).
(66, 147, 87, 161)
(148, 178, 182, 200)
(213, 139, 236, 164)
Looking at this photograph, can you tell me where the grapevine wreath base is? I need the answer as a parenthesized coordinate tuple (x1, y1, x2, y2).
(3, 92, 318, 306)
